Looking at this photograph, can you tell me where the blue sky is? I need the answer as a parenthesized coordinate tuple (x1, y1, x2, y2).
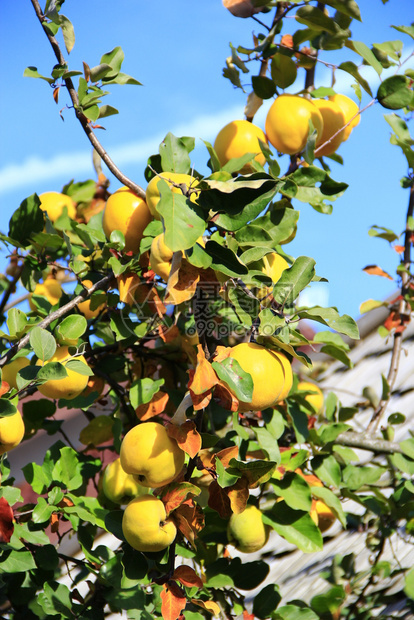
(0, 1, 413, 320)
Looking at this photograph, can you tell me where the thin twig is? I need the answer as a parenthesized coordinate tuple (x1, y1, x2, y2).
(368, 183, 414, 432)
(314, 99, 376, 157)
(0, 273, 115, 368)
(0, 265, 24, 316)
(29, 0, 145, 199)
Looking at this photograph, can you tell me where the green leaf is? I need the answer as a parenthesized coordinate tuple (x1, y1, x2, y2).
(296, 5, 338, 33)
(100, 46, 124, 77)
(0, 399, 18, 418)
(319, 0, 361, 21)
(342, 464, 385, 490)
(384, 114, 414, 167)
(79, 416, 113, 446)
(159, 132, 194, 174)
(29, 327, 56, 362)
(37, 362, 67, 382)
(312, 454, 341, 488)
(212, 357, 253, 402)
(227, 459, 277, 487)
(320, 344, 353, 368)
(347, 40, 383, 75)
(8, 194, 44, 246)
(253, 584, 281, 620)
(338, 61, 373, 96)
(129, 378, 164, 409)
(313, 331, 350, 350)
(254, 427, 281, 463)
(205, 240, 248, 277)
(89, 63, 113, 82)
(37, 581, 73, 618)
(7, 309, 28, 338)
(0, 550, 37, 573)
(311, 485, 347, 527)
(272, 256, 316, 307)
(296, 306, 359, 339)
(55, 315, 87, 344)
(377, 75, 413, 110)
(83, 104, 100, 122)
(237, 201, 299, 247)
(263, 502, 323, 552)
(404, 566, 414, 599)
(287, 401, 310, 443)
(103, 72, 142, 86)
(23, 66, 54, 84)
(392, 25, 414, 41)
(98, 104, 119, 118)
(157, 181, 205, 251)
(23, 462, 53, 494)
(311, 586, 346, 616)
(280, 166, 348, 214)
(252, 75, 276, 99)
(65, 359, 94, 376)
(215, 458, 241, 488)
(52, 447, 83, 491)
(400, 438, 414, 460)
(271, 472, 312, 512)
(16, 365, 40, 391)
(60, 15, 75, 55)
(199, 175, 278, 232)
(270, 54, 297, 89)
(273, 605, 319, 620)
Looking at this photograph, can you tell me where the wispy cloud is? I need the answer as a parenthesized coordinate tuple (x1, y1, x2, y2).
(0, 105, 244, 196)
(2, 48, 412, 197)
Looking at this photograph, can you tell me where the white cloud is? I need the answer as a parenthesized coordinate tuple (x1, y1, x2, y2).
(0, 105, 244, 195)
(2, 46, 412, 196)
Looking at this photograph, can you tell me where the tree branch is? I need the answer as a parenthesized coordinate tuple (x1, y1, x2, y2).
(0, 273, 115, 368)
(29, 0, 146, 200)
(368, 182, 414, 432)
(335, 431, 404, 455)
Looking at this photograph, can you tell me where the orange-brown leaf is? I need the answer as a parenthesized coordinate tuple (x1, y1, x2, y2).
(212, 345, 232, 364)
(136, 391, 169, 421)
(173, 566, 203, 590)
(280, 34, 294, 48)
(160, 581, 186, 620)
(384, 310, 410, 334)
(189, 384, 213, 411)
(0, 381, 10, 397)
(50, 512, 59, 534)
(0, 497, 14, 543)
(134, 282, 167, 317)
(117, 273, 141, 304)
(189, 346, 219, 395)
(158, 324, 181, 344)
(167, 420, 202, 458)
(227, 477, 250, 515)
(208, 480, 232, 519)
(191, 598, 221, 616)
(363, 265, 394, 280)
(165, 254, 200, 306)
(173, 500, 205, 548)
(161, 482, 201, 516)
(53, 86, 60, 104)
(243, 611, 255, 620)
(216, 446, 239, 468)
(393, 245, 405, 254)
(213, 380, 239, 411)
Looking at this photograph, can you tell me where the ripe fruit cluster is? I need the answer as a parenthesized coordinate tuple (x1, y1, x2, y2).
(213, 92, 359, 167)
